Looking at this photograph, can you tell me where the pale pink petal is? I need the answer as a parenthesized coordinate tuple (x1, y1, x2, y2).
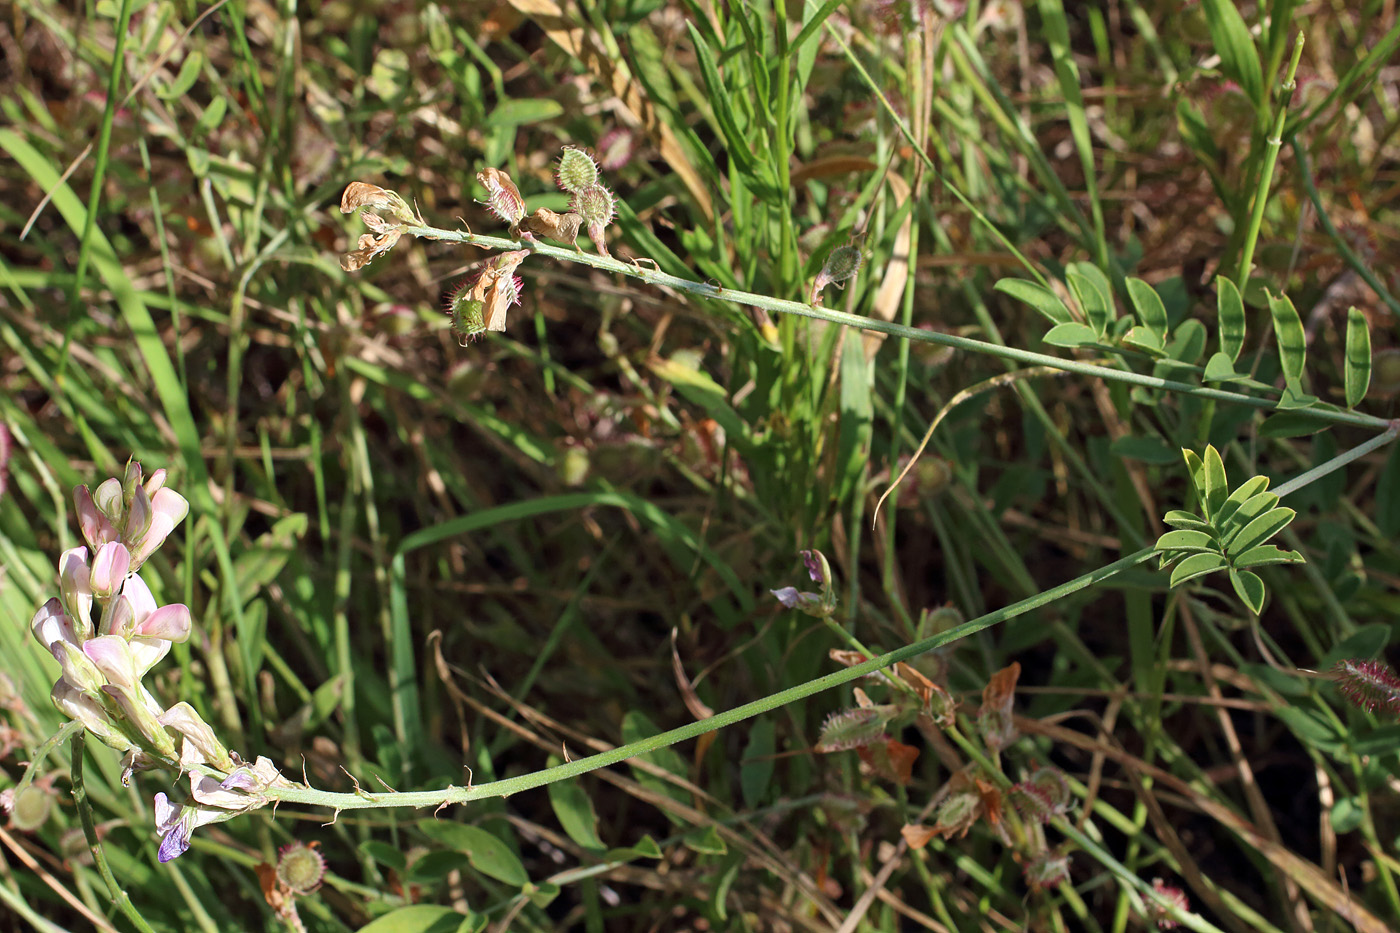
(94, 478, 123, 523)
(31, 598, 77, 653)
(132, 603, 191, 643)
(124, 485, 152, 544)
(119, 573, 158, 625)
(90, 542, 131, 598)
(128, 637, 172, 678)
(84, 635, 138, 690)
(58, 546, 93, 636)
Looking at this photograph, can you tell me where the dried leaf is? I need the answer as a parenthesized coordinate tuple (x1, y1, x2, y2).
(340, 229, 402, 272)
(978, 661, 1021, 750)
(900, 823, 938, 850)
(522, 207, 582, 247)
(340, 182, 415, 223)
(856, 737, 918, 785)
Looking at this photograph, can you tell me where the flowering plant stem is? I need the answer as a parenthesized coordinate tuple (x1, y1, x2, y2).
(251, 424, 1395, 814)
(404, 223, 1391, 433)
(71, 732, 157, 933)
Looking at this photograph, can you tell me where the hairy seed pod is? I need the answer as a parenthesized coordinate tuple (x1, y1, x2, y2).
(556, 148, 600, 193)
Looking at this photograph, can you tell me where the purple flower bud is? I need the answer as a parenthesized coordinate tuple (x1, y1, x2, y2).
(123, 485, 153, 549)
(122, 460, 145, 502)
(58, 547, 93, 637)
(90, 543, 131, 599)
(74, 485, 118, 550)
(129, 488, 189, 568)
(771, 587, 828, 617)
(801, 549, 825, 584)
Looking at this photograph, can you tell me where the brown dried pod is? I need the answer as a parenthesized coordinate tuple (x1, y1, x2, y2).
(476, 167, 526, 227)
(522, 208, 583, 248)
(340, 229, 403, 272)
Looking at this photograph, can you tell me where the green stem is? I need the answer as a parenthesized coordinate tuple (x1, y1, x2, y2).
(267, 546, 1157, 811)
(400, 222, 1390, 431)
(71, 732, 157, 933)
(1236, 32, 1305, 295)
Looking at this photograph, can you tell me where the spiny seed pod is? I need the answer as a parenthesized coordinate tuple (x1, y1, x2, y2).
(275, 841, 327, 895)
(811, 242, 863, 304)
(816, 708, 886, 752)
(1331, 659, 1400, 717)
(1148, 878, 1189, 929)
(556, 148, 600, 193)
(476, 167, 526, 227)
(444, 281, 487, 346)
(8, 785, 54, 832)
(572, 184, 615, 228)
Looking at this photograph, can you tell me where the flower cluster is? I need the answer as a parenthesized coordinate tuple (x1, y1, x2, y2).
(28, 461, 286, 861)
(771, 549, 837, 618)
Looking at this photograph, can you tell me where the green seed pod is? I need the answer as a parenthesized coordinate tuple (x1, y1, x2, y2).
(556, 148, 600, 193)
(571, 184, 615, 228)
(821, 244, 862, 285)
(445, 282, 487, 346)
(276, 841, 327, 895)
(9, 785, 53, 832)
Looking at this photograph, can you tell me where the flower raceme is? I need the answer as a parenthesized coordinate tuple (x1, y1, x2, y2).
(29, 461, 285, 861)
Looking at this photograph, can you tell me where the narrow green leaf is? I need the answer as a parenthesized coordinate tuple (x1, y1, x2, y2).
(836, 337, 873, 504)
(685, 22, 763, 181)
(196, 96, 227, 136)
(1215, 474, 1270, 528)
(355, 905, 466, 933)
(1163, 510, 1214, 534)
(1259, 410, 1330, 437)
(1068, 263, 1114, 337)
(1199, 0, 1264, 106)
(1182, 448, 1206, 504)
(683, 825, 728, 856)
(1043, 322, 1100, 348)
(1166, 318, 1207, 364)
(1169, 552, 1229, 587)
(1202, 445, 1228, 519)
(485, 98, 565, 128)
(1229, 568, 1266, 614)
(547, 759, 605, 851)
(1154, 529, 1216, 552)
(1345, 306, 1372, 409)
(1202, 352, 1238, 382)
(417, 823, 528, 886)
(1122, 326, 1166, 356)
(994, 278, 1072, 325)
(1324, 625, 1391, 668)
(1219, 491, 1280, 543)
(160, 50, 204, 100)
(790, 0, 847, 55)
(1126, 277, 1168, 338)
(1227, 507, 1296, 555)
(1215, 276, 1246, 362)
(603, 835, 663, 863)
(1276, 386, 1319, 410)
(1266, 290, 1308, 394)
(1232, 545, 1305, 569)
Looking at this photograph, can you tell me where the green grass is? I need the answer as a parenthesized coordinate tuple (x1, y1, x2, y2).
(3, 1, 1400, 931)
